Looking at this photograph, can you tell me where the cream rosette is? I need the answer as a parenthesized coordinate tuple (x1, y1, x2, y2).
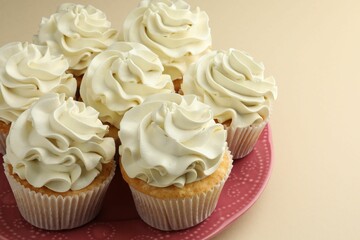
(123, 0, 212, 80)
(182, 48, 278, 158)
(119, 93, 226, 188)
(34, 3, 119, 76)
(0, 42, 76, 124)
(80, 42, 174, 129)
(4, 93, 114, 191)
(0, 42, 76, 154)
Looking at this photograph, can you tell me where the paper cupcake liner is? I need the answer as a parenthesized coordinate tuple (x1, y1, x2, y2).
(129, 153, 233, 231)
(4, 162, 115, 230)
(226, 120, 268, 159)
(0, 132, 7, 155)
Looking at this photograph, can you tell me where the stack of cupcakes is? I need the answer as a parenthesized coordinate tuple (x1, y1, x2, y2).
(0, 3, 120, 230)
(0, 0, 277, 232)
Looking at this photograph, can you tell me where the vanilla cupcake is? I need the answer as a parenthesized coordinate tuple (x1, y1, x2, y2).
(0, 42, 76, 155)
(33, 3, 119, 89)
(80, 41, 174, 142)
(119, 93, 232, 231)
(182, 48, 278, 159)
(123, 0, 212, 92)
(3, 93, 115, 230)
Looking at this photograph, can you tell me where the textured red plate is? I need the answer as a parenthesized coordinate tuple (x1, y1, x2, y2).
(0, 125, 273, 240)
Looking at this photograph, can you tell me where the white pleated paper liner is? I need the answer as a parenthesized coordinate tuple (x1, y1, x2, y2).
(128, 152, 233, 231)
(0, 122, 10, 155)
(226, 120, 268, 159)
(4, 162, 115, 230)
(0, 132, 7, 155)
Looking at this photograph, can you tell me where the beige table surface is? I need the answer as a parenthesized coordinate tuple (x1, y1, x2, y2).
(1, 0, 360, 239)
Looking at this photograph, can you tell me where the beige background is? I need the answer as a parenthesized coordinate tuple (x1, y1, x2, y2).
(1, 0, 360, 239)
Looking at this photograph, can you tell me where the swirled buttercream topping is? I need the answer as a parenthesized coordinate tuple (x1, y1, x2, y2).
(4, 93, 115, 192)
(34, 3, 119, 76)
(80, 41, 174, 128)
(123, 0, 212, 80)
(0, 42, 76, 124)
(119, 93, 226, 188)
(182, 48, 278, 128)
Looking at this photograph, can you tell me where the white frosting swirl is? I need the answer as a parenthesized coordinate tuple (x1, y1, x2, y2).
(34, 3, 119, 76)
(4, 93, 115, 193)
(0, 42, 76, 124)
(119, 93, 227, 188)
(80, 42, 174, 128)
(123, 0, 212, 80)
(182, 48, 278, 128)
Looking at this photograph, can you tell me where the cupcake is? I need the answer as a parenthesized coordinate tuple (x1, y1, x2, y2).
(33, 3, 119, 89)
(80, 41, 174, 143)
(3, 93, 116, 230)
(122, 0, 212, 92)
(119, 93, 232, 231)
(0, 42, 76, 155)
(182, 48, 278, 159)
